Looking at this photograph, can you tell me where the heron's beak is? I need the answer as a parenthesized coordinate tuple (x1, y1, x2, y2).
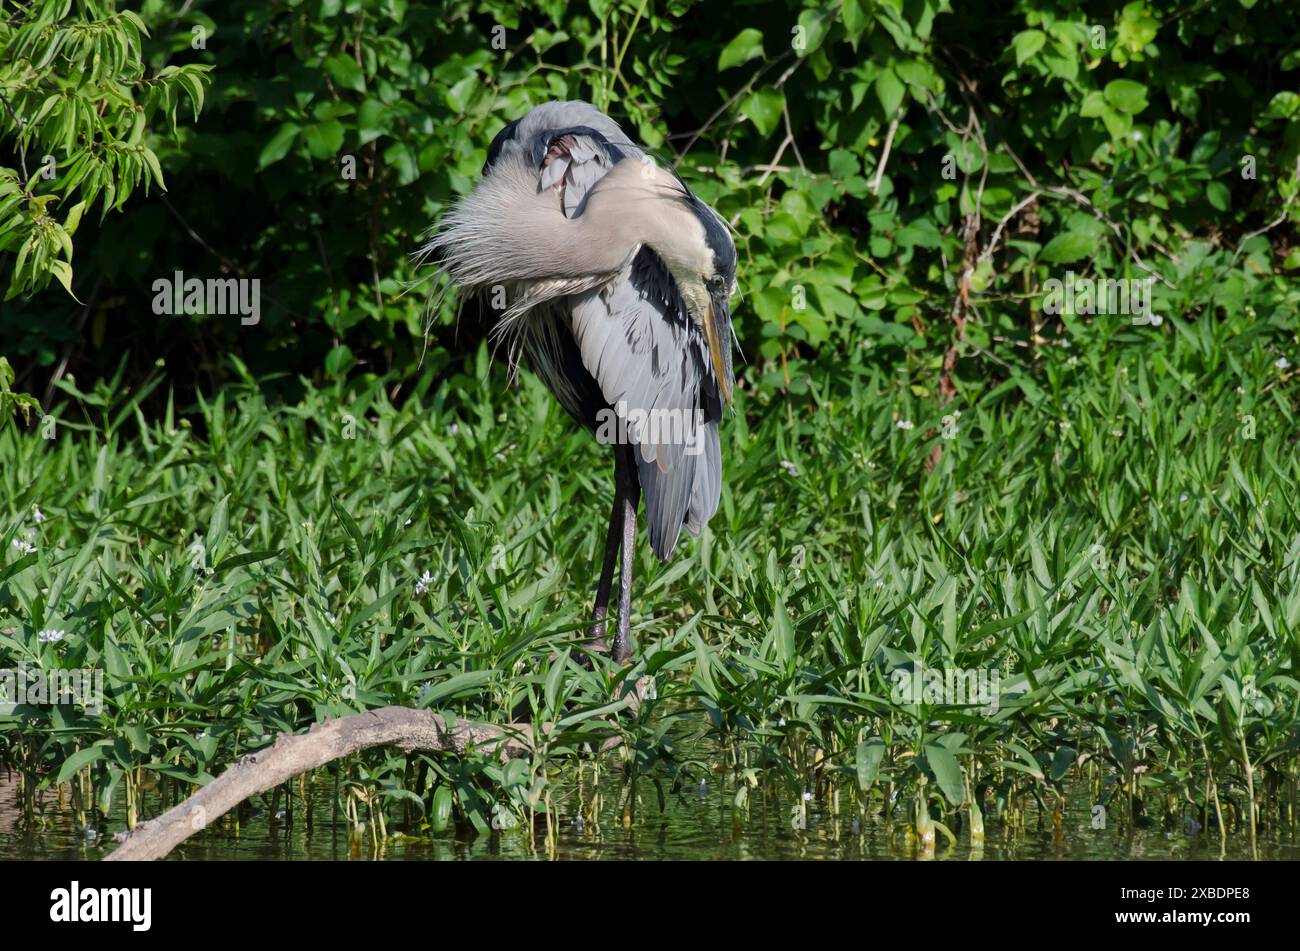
(703, 292, 734, 405)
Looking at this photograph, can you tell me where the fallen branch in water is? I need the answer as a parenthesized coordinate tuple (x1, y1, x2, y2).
(104, 701, 632, 861)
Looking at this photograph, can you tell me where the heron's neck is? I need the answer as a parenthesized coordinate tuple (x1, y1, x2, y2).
(576, 161, 703, 278)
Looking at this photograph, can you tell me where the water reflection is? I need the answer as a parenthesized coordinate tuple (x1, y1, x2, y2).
(3, 769, 1296, 861)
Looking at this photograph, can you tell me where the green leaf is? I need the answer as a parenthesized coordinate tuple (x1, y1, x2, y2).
(875, 68, 904, 117)
(324, 343, 355, 376)
(63, 200, 86, 236)
(1079, 90, 1107, 118)
(718, 28, 764, 70)
(856, 737, 885, 790)
(430, 786, 453, 832)
(1262, 91, 1300, 121)
(842, 0, 869, 40)
(1206, 181, 1230, 211)
(324, 53, 366, 93)
(544, 648, 569, 713)
(419, 671, 495, 707)
(1040, 231, 1098, 264)
(49, 260, 82, 302)
(258, 123, 300, 168)
(330, 505, 365, 567)
(57, 743, 108, 784)
(213, 549, 282, 575)
(1012, 29, 1046, 65)
(124, 723, 150, 753)
(795, 9, 830, 57)
(771, 594, 795, 669)
(743, 87, 785, 138)
(303, 121, 345, 160)
(925, 743, 964, 805)
(1101, 106, 1132, 139)
(1104, 79, 1149, 114)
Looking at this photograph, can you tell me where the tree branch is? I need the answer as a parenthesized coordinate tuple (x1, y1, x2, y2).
(104, 705, 626, 861)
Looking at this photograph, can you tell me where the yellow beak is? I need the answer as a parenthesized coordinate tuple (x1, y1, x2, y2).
(703, 297, 733, 405)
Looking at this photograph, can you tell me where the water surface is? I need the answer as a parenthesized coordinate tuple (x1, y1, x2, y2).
(4, 770, 1294, 861)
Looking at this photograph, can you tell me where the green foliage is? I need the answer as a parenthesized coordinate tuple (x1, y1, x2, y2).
(0, 0, 1295, 394)
(0, 293, 1297, 848)
(0, 0, 1298, 852)
(0, 355, 40, 428)
(0, 0, 209, 300)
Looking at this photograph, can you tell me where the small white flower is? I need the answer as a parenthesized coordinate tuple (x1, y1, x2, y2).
(32, 505, 45, 524)
(448, 423, 459, 435)
(404, 518, 412, 526)
(802, 790, 812, 802)
(325, 611, 337, 624)
(779, 459, 800, 477)
(414, 570, 435, 596)
(11, 539, 36, 554)
(1276, 357, 1290, 370)
(38, 628, 65, 643)
(896, 419, 914, 431)
(1179, 493, 1188, 503)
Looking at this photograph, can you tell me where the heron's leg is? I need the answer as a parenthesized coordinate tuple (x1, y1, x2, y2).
(612, 447, 640, 665)
(589, 453, 625, 650)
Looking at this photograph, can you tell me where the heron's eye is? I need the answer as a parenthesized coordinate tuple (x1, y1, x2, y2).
(706, 275, 726, 294)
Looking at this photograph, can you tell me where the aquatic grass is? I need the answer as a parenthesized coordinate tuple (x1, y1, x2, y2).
(1, 284, 1298, 857)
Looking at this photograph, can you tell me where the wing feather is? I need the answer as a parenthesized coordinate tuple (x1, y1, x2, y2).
(571, 250, 722, 559)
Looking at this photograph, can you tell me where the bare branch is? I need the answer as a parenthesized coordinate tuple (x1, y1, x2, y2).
(103, 696, 647, 861)
(870, 111, 902, 195)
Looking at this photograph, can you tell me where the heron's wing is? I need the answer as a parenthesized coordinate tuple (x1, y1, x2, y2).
(571, 249, 724, 560)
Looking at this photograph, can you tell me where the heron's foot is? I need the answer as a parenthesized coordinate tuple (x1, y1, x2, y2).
(582, 636, 611, 656)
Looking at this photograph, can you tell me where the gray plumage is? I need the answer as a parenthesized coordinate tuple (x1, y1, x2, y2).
(421, 100, 737, 662)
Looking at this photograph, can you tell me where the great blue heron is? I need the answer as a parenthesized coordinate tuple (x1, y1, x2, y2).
(423, 100, 736, 664)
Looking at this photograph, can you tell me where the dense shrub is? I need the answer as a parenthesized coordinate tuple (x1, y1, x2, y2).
(1, 0, 1298, 403)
